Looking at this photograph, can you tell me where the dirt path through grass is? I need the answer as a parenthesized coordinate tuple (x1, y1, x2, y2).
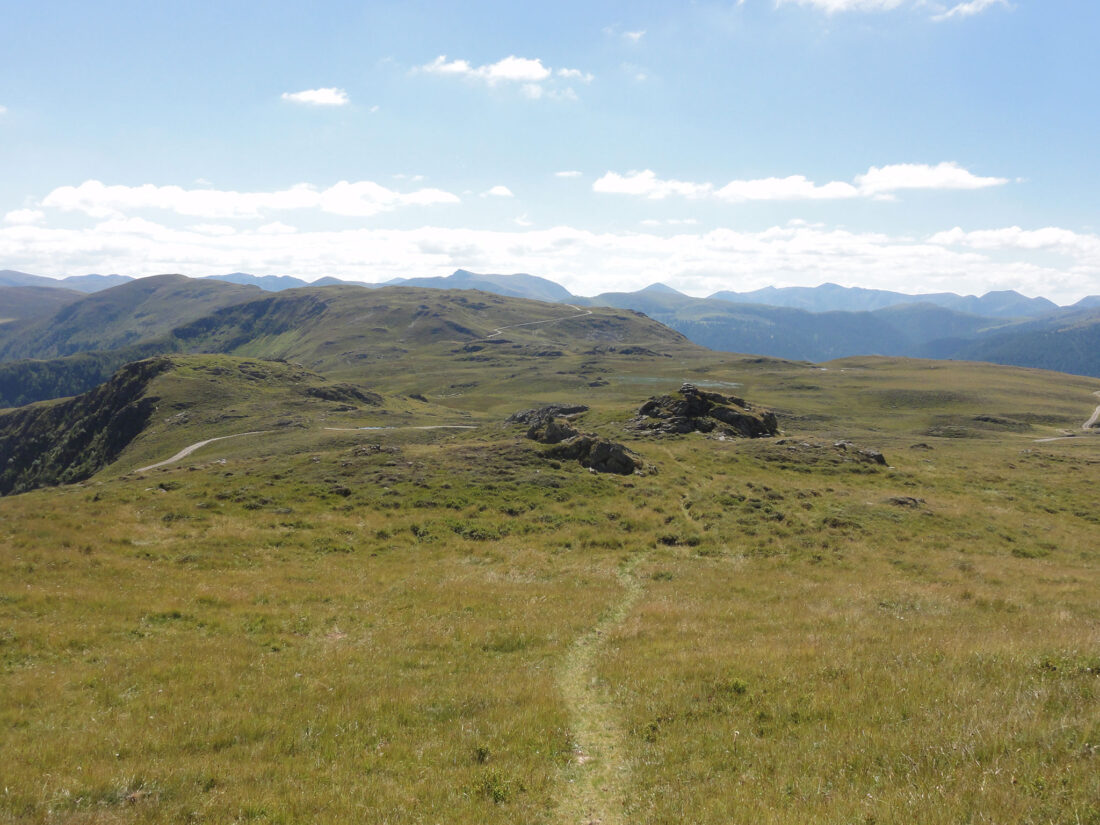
(486, 304, 593, 339)
(134, 430, 270, 472)
(321, 425, 478, 431)
(1083, 391, 1100, 430)
(1034, 390, 1100, 442)
(555, 552, 645, 825)
(136, 424, 478, 473)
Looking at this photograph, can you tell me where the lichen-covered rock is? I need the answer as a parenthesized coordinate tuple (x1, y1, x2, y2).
(630, 383, 777, 438)
(506, 403, 643, 474)
(505, 403, 589, 427)
(546, 434, 642, 475)
(529, 417, 580, 445)
(834, 440, 887, 465)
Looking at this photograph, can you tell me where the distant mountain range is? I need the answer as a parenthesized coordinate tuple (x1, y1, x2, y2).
(708, 283, 1063, 319)
(6, 266, 1095, 314)
(0, 269, 133, 292)
(3, 267, 1099, 379)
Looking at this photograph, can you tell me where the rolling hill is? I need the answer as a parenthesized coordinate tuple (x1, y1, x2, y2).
(0, 274, 261, 362)
(5, 270, 1099, 377)
(0, 280, 699, 408)
(0, 285, 84, 322)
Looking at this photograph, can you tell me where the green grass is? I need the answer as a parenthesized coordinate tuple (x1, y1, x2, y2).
(2, 351, 1099, 823)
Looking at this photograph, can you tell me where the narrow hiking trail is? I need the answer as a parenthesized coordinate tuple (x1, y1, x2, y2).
(135, 424, 478, 472)
(556, 553, 646, 825)
(1083, 391, 1100, 431)
(321, 425, 477, 431)
(1033, 390, 1100, 442)
(486, 304, 593, 339)
(134, 431, 270, 472)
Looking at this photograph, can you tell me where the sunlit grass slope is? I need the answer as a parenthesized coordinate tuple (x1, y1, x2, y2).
(1, 351, 1098, 823)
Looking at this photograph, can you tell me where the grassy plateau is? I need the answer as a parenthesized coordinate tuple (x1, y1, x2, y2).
(1, 289, 1098, 824)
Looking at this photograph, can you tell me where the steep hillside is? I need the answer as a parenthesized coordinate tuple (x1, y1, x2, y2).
(0, 357, 171, 494)
(948, 308, 1100, 376)
(0, 274, 260, 362)
(0, 353, 432, 494)
(0, 346, 165, 409)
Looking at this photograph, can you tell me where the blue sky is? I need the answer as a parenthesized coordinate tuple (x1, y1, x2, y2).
(1, 0, 1098, 301)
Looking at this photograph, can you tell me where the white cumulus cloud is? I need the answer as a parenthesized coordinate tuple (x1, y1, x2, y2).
(420, 55, 550, 84)
(555, 170, 583, 178)
(2, 219, 1094, 303)
(929, 226, 1100, 262)
(777, 0, 907, 12)
(3, 208, 45, 225)
(482, 185, 515, 198)
(281, 87, 349, 106)
(257, 222, 298, 235)
(41, 179, 460, 219)
(557, 68, 594, 83)
(855, 162, 1008, 195)
(418, 55, 591, 98)
(717, 176, 859, 202)
(932, 0, 1009, 21)
(593, 170, 713, 200)
(779, 0, 1008, 18)
(595, 163, 1008, 203)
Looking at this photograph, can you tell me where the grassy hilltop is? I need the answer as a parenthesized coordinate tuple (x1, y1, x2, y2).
(1, 287, 1099, 824)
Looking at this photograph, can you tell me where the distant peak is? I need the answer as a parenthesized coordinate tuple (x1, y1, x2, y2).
(640, 282, 684, 295)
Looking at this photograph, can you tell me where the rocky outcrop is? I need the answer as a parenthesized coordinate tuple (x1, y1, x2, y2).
(506, 404, 589, 444)
(546, 435, 642, 475)
(505, 404, 589, 427)
(506, 403, 642, 474)
(630, 383, 778, 438)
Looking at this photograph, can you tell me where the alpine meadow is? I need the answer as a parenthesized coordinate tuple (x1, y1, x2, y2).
(2, 2, 1100, 824)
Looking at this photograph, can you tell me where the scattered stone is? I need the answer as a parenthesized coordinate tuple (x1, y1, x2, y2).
(909, 443, 934, 450)
(629, 383, 778, 438)
(834, 440, 887, 465)
(886, 496, 925, 508)
(505, 404, 590, 427)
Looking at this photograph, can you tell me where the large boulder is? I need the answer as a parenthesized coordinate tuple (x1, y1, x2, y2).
(630, 383, 778, 438)
(506, 403, 643, 474)
(546, 434, 643, 475)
